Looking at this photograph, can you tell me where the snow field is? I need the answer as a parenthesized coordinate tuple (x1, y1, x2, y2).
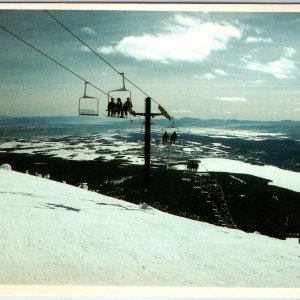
(0, 169, 299, 286)
(194, 158, 300, 193)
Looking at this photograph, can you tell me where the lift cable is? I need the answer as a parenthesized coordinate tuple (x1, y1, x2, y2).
(0, 25, 108, 97)
(44, 10, 162, 107)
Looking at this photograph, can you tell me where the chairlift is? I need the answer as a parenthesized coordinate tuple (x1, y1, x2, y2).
(181, 170, 192, 181)
(196, 173, 212, 194)
(211, 183, 221, 193)
(107, 73, 132, 118)
(193, 173, 211, 189)
(200, 172, 211, 182)
(78, 82, 99, 116)
(161, 118, 180, 144)
(193, 174, 202, 189)
(187, 160, 199, 172)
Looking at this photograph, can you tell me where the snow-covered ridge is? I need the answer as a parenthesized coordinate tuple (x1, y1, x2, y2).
(182, 127, 287, 141)
(193, 158, 300, 193)
(0, 168, 299, 286)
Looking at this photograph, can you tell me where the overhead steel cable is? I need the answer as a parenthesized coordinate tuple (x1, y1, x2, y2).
(0, 25, 108, 96)
(44, 10, 163, 106)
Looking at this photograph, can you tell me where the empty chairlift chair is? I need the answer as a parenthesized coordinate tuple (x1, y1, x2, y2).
(78, 82, 99, 116)
(192, 172, 211, 190)
(182, 170, 192, 181)
(201, 173, 211, 194)
(193, 174, 201, 189)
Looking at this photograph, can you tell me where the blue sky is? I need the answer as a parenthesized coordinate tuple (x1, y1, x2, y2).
(0, 8, 300, 120)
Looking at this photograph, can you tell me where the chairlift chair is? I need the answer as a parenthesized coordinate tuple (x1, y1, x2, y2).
(161, 118, 180, 144)
(107, 73, 132, 117)
(187, 160, 199, 172)
(181, 170, 192, 181)
(193, 173, 210, 190)
(182, 159, 200, 182)
(78, 82, 99, 116)
(193, 174, 202, 189)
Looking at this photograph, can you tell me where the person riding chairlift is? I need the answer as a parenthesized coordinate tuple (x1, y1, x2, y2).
(170, 131, 177, 144)
(123, 97, 132, 118)
(116, 98, 123, 118)
(107, 98, 116, 117)
(187, 161, 199, 172)
(162, 131, 169, 144)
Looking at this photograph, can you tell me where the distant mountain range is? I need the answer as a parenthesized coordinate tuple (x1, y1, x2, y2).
(2, 116, 299, 140)
(1, 115, 300, 126)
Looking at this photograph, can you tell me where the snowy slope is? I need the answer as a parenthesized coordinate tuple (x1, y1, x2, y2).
(0, 168, 299, 287)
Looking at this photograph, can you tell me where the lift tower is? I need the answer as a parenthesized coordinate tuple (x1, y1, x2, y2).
(133, 97, 171, 205)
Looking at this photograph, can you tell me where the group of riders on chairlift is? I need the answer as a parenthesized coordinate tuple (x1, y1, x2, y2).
(107, 97, 132, 118)
(162, 131, 177, 145)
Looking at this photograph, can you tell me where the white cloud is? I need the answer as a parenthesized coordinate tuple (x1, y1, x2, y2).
(213, 68, 226, 75)
(174, 14, 196, 27)
(99, 15, 242, 63)
(81, 27, 95, 35)
(203, 73, 215, 80)
(283, 47, 296, 58)
(253, 79, 266, 84)
(99, 46, 115, 55)
(241, 54, 297, 79)
(171, 109, 191, 114)
(216, 96, 246, 102)
(293, 108, 300, 112)
(79, 45, 90, 52)
(245, 36, 272, 43)
(194, 69, 226, 80)
(194, 73, 215, 80)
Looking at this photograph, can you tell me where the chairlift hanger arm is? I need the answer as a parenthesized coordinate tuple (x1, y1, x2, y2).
(109, 87, 130, 92)
(158, 105, 172, 121)
(133, 98, 172, 120)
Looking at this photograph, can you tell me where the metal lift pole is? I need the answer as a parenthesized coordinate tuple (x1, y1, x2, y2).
(144, 97, 151, 204)
(134, 97, 171, 205)
(134, 97, 163, 204)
